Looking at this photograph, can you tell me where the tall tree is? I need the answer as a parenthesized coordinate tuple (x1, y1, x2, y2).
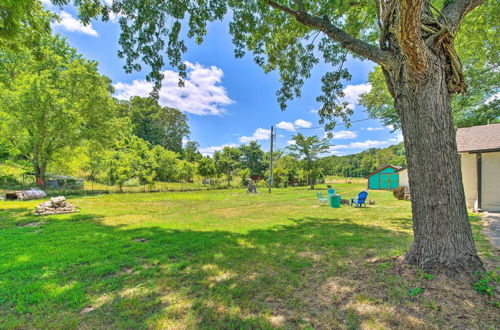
(197, 157, 216, 182)
(0, 33, 115, 183)
(240, 141, 266, 178)
(56, 0, 491, 274)
(183, 141, 203, 162)
(288, 133, 329, 189)
(118, 96, 190, 153)
(214, 146, 242, 187)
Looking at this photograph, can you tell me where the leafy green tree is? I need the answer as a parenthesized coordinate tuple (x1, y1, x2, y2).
(240, 141, 266, 177)
(118, 96, 190, 153)
(0, 34, 115, 183)
(288, 134, 329, 189)
(128, 136, 156, 185)
(273, 155, 301, 187)
(214, 147, 242, 187)
(238, 168, 251, 186)
(151, 145, 179, 182)
(197, 157, 216, 183)
(80, 141, 106, 182)
(183, 141, 203, 162)
(176, 160, 195, 182)
(106, 150, 132, 192)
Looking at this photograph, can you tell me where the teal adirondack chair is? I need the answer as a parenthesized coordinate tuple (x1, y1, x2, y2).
(317, 192, 328, 203)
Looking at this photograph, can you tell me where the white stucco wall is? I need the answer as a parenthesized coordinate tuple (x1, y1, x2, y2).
(482, 152, 500, 211)
(398, 169, 409, 188)
(460, 152, 477, 209)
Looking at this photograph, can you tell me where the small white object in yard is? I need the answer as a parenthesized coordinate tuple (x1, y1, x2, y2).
(34, 196, 79, 216)
(369, 200, 376, 205)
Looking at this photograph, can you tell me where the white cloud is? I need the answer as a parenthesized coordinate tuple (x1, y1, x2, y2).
(239, 128, 271, 143)
(199, 143, 238, 156)
(365, 127, 384, 131)
(326, 130, 357, 140)
(389, 133, 404, 143)
(341, 83, 372, 110)
(114, 61, 234, 115)
(386, 124, 395, 131)
(276, 121, 296, 131)
(294, 119, 312, 128)
(287, 140, 296, 145)
(329, 133, 403, 154)
(53, 11, 99, 37)
(330, 139, 390, 150)
(276, 118, 312, 131)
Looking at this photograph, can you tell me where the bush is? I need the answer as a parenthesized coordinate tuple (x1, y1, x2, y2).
(393, 186, 405, 200)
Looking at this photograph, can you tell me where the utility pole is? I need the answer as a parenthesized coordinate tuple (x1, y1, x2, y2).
(268, 125, 274, 193)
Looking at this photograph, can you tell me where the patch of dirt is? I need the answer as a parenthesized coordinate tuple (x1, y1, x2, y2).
(263, 256, 499, 329)
(17, 221, 43, 228)
(133, 238, 149, 243)
(80, 305, 95, 314)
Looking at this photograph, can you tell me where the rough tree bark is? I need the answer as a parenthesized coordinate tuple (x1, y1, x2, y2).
(390, 57, 483, 275)
(380, 0, 484, 275)
(269, 0, 485, 276)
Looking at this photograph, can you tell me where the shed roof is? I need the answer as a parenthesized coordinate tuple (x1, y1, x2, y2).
(366, 164, 402, 178)
(456, 123, 500, 153)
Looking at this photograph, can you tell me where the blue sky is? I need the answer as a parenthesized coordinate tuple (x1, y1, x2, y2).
(45, 2, 402, 156)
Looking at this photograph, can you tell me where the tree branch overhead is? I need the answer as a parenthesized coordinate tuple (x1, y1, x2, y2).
(266, 0, 396, 68)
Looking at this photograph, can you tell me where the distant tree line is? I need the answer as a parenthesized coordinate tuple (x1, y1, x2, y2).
(317, 143, 406, 178)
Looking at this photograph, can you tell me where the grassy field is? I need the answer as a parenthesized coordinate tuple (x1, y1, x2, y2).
(0, 183, 498, 329)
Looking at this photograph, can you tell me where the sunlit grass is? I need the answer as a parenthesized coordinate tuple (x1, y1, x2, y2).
(0, 183, 497, 328)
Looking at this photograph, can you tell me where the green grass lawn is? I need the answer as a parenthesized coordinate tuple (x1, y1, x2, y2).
(0, 183, 498, 329)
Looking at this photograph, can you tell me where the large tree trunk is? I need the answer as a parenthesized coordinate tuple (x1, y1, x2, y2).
(391, 55, 483, 276)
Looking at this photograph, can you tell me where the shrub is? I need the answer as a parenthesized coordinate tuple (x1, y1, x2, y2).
(393, 186, 405, 200)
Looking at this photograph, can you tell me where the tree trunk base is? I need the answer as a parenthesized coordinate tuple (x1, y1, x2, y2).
(404, 247, 484, 279)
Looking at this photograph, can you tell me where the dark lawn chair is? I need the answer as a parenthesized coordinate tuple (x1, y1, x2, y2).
(351, 190, 368, 207)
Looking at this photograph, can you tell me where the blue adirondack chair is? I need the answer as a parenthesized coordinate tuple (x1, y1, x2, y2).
(317, 192, 328, 203)
(351, 191, 368, 207)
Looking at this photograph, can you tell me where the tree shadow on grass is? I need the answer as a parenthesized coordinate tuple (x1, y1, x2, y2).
(389, 217, 414, 231)
(1, 211, 494, 329)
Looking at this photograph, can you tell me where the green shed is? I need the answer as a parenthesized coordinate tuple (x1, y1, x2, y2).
(366, 165, 401, 190)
